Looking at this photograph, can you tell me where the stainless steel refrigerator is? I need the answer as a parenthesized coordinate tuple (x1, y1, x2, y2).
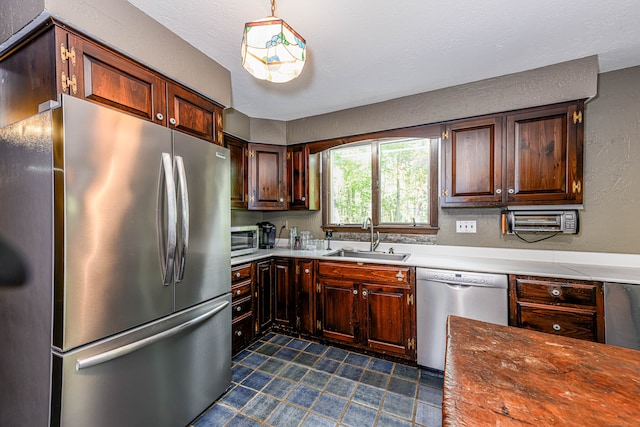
(0, 95, 231, 426)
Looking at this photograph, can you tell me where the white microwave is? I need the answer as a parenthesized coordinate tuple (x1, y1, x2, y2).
(230, 225, 259, 257)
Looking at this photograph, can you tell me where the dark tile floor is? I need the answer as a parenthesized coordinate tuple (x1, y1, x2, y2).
(192, 333, 443, 427)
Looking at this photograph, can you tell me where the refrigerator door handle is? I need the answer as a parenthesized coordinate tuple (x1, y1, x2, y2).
(75, 300, 229, 371)
(159, 152, 177, 285)
(175, 155, 189, 283)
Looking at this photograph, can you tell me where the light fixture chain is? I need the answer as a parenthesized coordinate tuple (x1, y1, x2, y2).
(271, 0, 277, 17)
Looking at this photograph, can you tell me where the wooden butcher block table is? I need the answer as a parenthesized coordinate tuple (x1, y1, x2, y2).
(443, 315, 640, 426)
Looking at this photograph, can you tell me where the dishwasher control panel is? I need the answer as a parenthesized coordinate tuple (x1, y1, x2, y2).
(417, 268, 508, 288)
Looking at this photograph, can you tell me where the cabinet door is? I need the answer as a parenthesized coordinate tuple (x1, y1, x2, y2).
(67, 34, 166, 125)
(256, 260, 274, 333)
(441, 117, 503, 207)
(361, 283, 415, 359)
(506, 102, 583, 204)
(296, 259, 316, 335)
(225, 134, 249, 209)
(288, 145, 320, 210)
(274, 258, 294, 327)
(167, 83, 223, 145)
(248, 143, 288, 210)
(317, 278, 359, 345)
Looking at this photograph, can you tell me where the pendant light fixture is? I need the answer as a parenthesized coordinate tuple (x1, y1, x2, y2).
(241, 0, 306, 83)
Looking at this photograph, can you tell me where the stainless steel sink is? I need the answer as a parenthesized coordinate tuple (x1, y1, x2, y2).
(324, 249, 411, 262)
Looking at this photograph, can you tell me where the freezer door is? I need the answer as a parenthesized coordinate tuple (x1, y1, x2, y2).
(52, 294, 231, 427)
(57, 96, 175, 351)
(173, 131, 231, 310)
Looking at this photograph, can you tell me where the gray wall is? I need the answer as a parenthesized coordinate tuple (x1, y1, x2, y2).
(0, 0, 44, 43)
(260, 66, 640, 254)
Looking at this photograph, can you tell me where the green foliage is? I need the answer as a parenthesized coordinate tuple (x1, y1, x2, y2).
(329, 138, 432, 225)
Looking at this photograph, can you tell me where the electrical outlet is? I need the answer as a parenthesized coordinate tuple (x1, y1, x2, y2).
(456, 220, 477, 233)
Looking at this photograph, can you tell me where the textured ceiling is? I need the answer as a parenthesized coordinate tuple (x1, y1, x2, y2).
(127, 0, 640, 121)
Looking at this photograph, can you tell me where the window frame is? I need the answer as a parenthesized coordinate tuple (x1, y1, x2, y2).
(317, 124, 440, 234)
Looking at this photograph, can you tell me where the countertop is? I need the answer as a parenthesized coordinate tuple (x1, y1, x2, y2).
(231, 240, 640, 284)
(442, 316, 640, 426)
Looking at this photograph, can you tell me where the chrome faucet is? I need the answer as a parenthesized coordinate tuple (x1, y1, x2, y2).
(362, 217, 380, 252)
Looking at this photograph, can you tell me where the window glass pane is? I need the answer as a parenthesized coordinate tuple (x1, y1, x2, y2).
(329, 144, 372, 224)
(379, 138, 432, 223)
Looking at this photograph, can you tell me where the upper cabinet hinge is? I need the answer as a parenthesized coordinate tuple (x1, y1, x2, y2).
(407, 294, 414, 305)
(572, 180, 582, 194)
(573, 110, 583, 124)
(442, 130, 449, 140)
(249, 150, 255, 157)
(61, 72, 77, 95)
(287, 152, 291, 160)
(60, 44, 76, 66)
(316, 282, 321, 293)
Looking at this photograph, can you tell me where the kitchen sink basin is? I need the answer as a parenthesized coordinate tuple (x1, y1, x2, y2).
(324, 249, 411, 262)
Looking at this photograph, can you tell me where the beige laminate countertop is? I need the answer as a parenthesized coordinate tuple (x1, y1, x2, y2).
(231, 240, 640, 285)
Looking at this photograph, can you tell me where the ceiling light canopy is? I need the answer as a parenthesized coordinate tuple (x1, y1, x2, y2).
(241, 0, 306, 83)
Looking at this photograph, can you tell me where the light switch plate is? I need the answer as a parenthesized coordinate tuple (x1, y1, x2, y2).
(456, 220, 477, 233)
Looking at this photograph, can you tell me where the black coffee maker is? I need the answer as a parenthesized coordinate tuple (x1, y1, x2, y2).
(257, 222, 276, 249)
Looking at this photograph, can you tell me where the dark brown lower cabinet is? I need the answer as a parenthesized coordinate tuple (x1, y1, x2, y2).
(296, 259, 316, 335)
(256, 259, 275, 334)
(509, 275, 604, 342)
(274, 258, 294, 327)
(316, 261, 416, 360)
(231, 263, 254, 354)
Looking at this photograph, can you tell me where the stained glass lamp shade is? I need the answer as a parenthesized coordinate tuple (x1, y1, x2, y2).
(241, 16, 306, 83)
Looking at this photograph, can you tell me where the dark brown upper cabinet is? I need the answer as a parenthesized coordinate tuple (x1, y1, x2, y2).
(248, 143, 288, 210)
(440, 100, 584, 207)
(441, 117, 503, 206)
(288, 144, 320, 210)
(224, 134, 249, 209)
(0, 22, 223, 145)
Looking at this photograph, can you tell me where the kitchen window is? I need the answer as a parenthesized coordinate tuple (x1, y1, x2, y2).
(322, 126, 439, 234)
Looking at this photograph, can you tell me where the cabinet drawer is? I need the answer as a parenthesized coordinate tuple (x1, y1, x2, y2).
(232, 297, 252, 320)
(232, 280, 252, 301)
(232, 264, 252, 283)
(318, 262, 412, 285)
(515, 277, 597, 306)
(518, 302, 597, 341)
(232, 314, 254, 353)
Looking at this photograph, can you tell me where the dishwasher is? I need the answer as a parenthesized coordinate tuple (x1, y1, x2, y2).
(416, 268, 508, 371)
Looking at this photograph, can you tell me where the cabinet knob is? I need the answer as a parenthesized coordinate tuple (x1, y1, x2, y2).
(508, 188, 515, 194)
(496, 188, 502, 194)
(236, 289, 241, 296)
(301, 196, 306, 201)
(551, 289, 561, 297)
(552, 324, 561, 331)
(169, 117, 177, 125)
(395, 271, 405, 281)
(235, 272, 241, 278)
(279, 198, 284, 202)
(304, 268, 310, 274)
(236, 306, 242, 312)
(156, 113, 164, 121)
(235, 330, 242, 336)
(353, 289, 358, 295)
(362, 290, 368, 297)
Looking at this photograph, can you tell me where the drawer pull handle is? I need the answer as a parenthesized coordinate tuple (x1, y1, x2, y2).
(551, 289, 561, 297)
(235, 330, 242, 337)
(552, 324, 561, 331)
